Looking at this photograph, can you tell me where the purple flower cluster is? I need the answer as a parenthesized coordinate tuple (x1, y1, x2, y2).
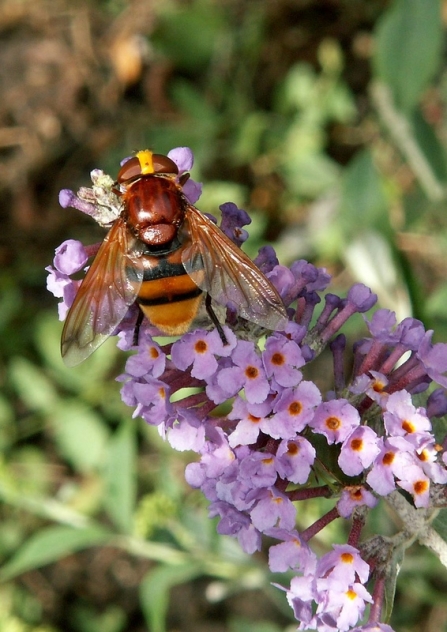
(47, 147, 447, 632)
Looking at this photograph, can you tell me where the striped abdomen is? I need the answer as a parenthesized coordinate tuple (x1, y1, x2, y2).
(134, 239, 204, 335)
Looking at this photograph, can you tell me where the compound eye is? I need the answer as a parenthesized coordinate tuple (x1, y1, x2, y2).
(152, 154, 179, 175)
(116, 157, 142, 183)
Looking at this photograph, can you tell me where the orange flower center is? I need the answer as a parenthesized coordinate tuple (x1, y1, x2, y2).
(414, 480, 429, 495)
(288, 401, 302, 416)
(287, 441, 299, 456)
(382, 451, 395, 466)
(245, 366, 259, 380)
(271, 352, 285, 366)
(402, 419, 415, 433)
(326, 416, 341, 430)
(340, 552, 354, 564)
(194, 340, 208, 354)
(350, 438, 363, 452)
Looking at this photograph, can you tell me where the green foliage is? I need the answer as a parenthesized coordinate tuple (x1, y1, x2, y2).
(0, 526, 111, 582)
(3, 0, 447, 630)
(140, 564, 203, 632)
(103, 421, 136, 533)
(374, 0, 442, 113)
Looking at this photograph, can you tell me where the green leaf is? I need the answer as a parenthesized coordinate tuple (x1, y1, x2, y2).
(230, 618, 283, 632)
(339, 149, 390, 238)
(51, 401, 110, 473)
(432, 509, 447, 542)
(154, 4, 227, 72)
(0, 525, 110, 581)
(103, 421, 136, 534)
(374, 0, 442, 112)
(343, 231, 410, 320)
(140, 564, 202, 632)
(9, 356, 59, 415)
(34, 312, 122, 388)
(411, 109, 447, 183)
(383, 544, 404, 623)
(71, 604, 127, 632)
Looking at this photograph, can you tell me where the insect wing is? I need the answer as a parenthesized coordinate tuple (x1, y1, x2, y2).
(182, 205, 288, 331)
(61, 218, 144, 366)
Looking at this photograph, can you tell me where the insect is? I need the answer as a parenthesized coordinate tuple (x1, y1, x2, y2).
(61, 150, 288, 366)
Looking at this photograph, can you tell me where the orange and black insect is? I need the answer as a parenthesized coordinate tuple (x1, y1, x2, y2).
(61, 150, 288, 366)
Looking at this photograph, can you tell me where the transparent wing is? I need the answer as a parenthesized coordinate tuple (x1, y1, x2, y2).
(61, 217, 144, 367)
(181, 205, 288, 331)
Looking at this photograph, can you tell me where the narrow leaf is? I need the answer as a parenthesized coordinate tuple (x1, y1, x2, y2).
(104, 421, 136, 534)
(51, 401, 110, 473)
(0, 525, 110, 581)
(140, 564, 202, 632)
(374, 0, 442, 112)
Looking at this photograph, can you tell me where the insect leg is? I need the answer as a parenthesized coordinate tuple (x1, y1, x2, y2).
(133, 308, 144, 346)
(205, 293, 228, 345)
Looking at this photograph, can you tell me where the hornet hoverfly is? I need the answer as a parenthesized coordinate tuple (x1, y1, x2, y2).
(61, 150, 288, 366)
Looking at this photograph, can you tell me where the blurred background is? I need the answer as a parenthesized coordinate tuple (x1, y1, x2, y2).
(1, 0, 447, 630)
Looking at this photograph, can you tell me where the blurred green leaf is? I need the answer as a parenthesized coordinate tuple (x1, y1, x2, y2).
(229, 618, 283, 632)
(339, 149, 390, 237)
(9, 357, 59, 415)
(279, 63, 316, 113)
(71, 604, 127, 632)
(425, 282, 447, 319)
(383, 544, 404, 623)
(0, 277, 21, 333)
(411, 109, 447, 183)
(34, 312, 123, 393)
(154, 3, 227, 72)
(283, 150, 340, 198)
(140, 563, 203, 632)
(233, 111, 270, 163)
(103, 421, 136, 534)
(374, 0, 442, 112)
(51, 402, 110, 473)
(0, 525, 110, 582)
(343, 232, 411, 321)
(170, 79, 217, 130)
(432, 509, 447, 542)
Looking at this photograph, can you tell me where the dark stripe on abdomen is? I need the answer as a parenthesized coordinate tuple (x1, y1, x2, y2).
(141, 257, 188, 281)
(137, 286, 202, 306)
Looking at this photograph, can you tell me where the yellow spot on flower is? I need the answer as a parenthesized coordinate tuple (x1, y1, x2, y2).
(413, 479, 429, 495)
(349, 487, 363, 501)
(372, 379, 386, 392)
(382, 451, 395, 466)
(340, 552, 354, 564)
(326, 416, 341, 431)
(402, 419, 416, 433)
